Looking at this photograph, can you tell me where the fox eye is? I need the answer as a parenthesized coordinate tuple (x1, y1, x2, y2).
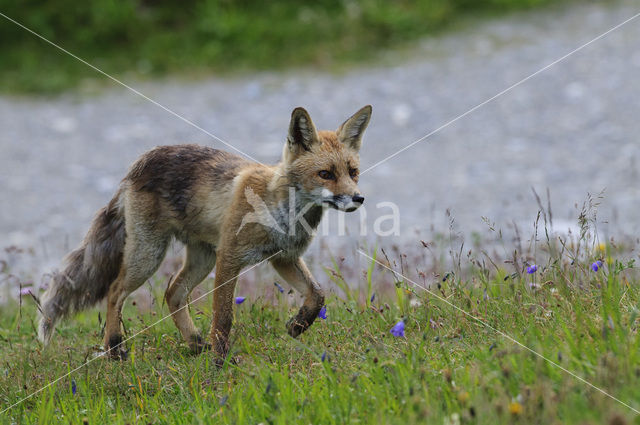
(349, 168, 359, 178)
(318, 170, 335, 180)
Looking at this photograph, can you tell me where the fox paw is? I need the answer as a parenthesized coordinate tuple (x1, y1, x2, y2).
(211, 340, 234, 368)
(286, 304, 320, 338)
(286, 316, 308, 338)
(190, 335, 212, 354)
(105, 335, 128, 360)
(213, 353, 237, 368)
(108, 347, 129, 360)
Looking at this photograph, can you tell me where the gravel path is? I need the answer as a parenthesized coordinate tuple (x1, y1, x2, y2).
(1, 0, 639, 272)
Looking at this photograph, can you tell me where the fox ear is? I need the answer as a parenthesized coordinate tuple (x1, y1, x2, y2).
(287, 107, 319, 156)
(337, 105, 372, 151)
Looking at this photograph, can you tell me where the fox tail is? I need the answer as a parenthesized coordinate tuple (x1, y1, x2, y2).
(38, 190, 126, 344)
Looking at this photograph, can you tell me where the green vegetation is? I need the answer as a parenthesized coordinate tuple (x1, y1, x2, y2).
(1, 0, 562, 94)
(2, 209, 640, 424)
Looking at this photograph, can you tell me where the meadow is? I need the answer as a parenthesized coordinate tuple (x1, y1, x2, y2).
(1, 201, 640, 424)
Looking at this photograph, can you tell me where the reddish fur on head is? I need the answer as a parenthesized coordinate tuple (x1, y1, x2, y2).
(283, 106, 371, 212)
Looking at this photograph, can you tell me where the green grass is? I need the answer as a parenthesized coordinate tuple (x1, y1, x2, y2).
(2, 223, 640, 423)
(1, 0, 566, 95)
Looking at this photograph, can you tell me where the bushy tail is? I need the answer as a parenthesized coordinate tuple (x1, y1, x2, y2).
(38, 190, 126, 344)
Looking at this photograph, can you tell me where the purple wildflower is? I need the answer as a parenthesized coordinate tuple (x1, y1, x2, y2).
(591, 260, 603, 272)
(526, 265, 538, 274)
(370, 293, 375, 303)
(321, 351, 327, 362)
(19, 287, 32, 296)
(318, 305, 327, 319)
(274, 282, 285, 293)
(235, 296, 246, 305)
(390, 320, 405, 337)
(429, 318, 438, 330)
(71, 379, 77, 395)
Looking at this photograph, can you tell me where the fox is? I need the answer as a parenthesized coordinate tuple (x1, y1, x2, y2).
(38, 105, 372, 362)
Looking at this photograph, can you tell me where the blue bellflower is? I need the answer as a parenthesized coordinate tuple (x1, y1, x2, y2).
(390, 320, 405, 337)
(318, 305, 327, 319)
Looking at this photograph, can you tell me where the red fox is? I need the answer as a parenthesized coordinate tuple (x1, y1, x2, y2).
(38, 105, 372, 362)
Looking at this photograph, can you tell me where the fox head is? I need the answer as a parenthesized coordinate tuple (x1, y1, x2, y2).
(282, 105, 372, 212)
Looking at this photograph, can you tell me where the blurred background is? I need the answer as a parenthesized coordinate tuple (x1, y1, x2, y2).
(0, 0, 639, 280)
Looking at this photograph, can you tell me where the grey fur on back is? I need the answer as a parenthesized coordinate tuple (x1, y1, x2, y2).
(38, 190, 126, 343)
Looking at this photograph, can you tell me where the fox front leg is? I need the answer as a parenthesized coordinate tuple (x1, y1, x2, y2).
(209, 251, 240, 366)
(271, 257, 325, 337)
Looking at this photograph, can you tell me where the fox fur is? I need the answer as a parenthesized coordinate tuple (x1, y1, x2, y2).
(38, 105, 372, 361)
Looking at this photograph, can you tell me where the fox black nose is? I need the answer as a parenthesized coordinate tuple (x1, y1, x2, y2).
(352, 194, 365, 204)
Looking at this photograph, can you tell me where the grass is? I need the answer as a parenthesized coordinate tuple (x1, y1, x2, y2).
(1, 203, 640, 424)
(0, 0, 567, 95)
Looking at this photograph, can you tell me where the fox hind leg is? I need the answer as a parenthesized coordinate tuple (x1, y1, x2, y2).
(104, 231, 168, 360)
(165, 241, 217, 353)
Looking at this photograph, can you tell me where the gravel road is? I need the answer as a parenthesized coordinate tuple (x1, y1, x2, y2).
(1, 0, 639, 275)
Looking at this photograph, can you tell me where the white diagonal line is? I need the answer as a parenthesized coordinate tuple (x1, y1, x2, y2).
(0, 12, 267, 167)
(0, 250, 282, 414)
(361, 10, 640, 176)
(358, 249, 640, 415)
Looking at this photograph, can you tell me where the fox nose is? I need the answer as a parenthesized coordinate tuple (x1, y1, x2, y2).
(352, 194, 365, 205)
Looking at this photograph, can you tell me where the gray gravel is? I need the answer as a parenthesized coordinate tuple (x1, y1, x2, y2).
(1, 0, 639, 275)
